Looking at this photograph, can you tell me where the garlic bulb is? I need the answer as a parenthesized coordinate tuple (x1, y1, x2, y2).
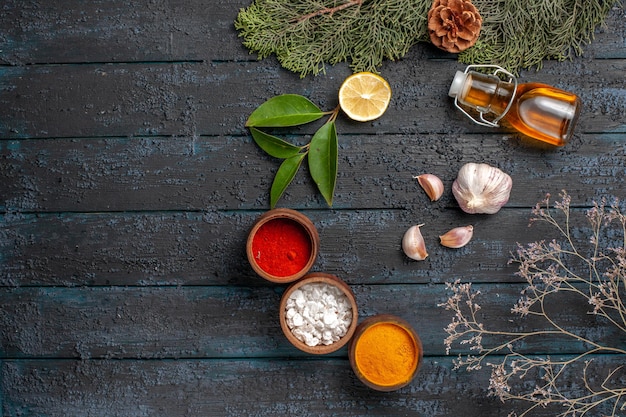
(402, 224, 428, 261)
(452, 163, 512, 214)
(414, 174, 444, 201)
(440, 225, 473, 248)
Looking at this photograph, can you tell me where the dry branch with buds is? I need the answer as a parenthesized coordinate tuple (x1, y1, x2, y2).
(440, 191, 626, 417)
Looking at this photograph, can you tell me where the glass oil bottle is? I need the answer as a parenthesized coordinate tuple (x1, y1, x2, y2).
(448, 65, 582, 146)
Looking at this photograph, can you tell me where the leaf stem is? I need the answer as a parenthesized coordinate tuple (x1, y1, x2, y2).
(326, 105, 341, 124)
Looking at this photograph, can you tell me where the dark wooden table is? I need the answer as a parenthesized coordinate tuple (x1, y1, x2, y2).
(1, 1, 625, 416)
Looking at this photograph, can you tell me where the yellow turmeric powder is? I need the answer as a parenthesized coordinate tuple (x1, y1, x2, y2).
(354, 322, 418, 387)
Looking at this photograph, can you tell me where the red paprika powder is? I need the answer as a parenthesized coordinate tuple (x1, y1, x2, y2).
(251, 218, 312, 277)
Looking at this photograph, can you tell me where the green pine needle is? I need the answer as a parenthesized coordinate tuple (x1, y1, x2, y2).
(234, 0, 621, 76)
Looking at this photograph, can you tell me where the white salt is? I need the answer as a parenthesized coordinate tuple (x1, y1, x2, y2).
(284, 282, 353, 347)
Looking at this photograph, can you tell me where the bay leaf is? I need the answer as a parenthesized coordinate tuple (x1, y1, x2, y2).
(308, 121, 337, 207)
(270, 153, 306, 208)
(250, 127, 303, 159)
(246, 94, 324, 127)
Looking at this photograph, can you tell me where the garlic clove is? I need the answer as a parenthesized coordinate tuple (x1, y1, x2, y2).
(414, 174, 444, 201)
(402, 224, 428, 261)
(439, 225, 473, 248)
(452, 163, 512, 214)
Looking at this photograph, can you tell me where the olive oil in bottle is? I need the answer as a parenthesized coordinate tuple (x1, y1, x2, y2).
(448, 65, 581, 146)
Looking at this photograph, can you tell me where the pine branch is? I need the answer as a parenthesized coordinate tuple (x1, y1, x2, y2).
(235, 0, 431, 77)
(291, 0, 364, 24)
(234, 0, 621, 77)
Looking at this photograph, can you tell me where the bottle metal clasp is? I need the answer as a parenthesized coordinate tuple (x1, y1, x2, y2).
(453, 64, 518, 128)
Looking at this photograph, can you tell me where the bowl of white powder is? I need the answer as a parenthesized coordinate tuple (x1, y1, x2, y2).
(279, 272, 358, 354)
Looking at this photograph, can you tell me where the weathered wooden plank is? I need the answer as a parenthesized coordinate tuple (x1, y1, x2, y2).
(0, 0, 623, 65)
(0, 357, 526, 417)
(1, 133, 625, 214)
(2, 354, 623, 416)
(1, 2, 623, 416)
(0, 284, 620, 359)
(0, 207, 609, 287)
(1, 58, 624, 139)
(0, 0, 250, 65)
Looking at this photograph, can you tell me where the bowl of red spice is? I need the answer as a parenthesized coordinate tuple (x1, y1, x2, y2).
(348, 314, 423, 391)
(279, 273, 358, 355)
(246, 208, 320, 283)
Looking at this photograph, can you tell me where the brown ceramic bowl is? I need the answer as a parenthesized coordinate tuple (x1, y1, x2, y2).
(279, 273, 358, 355)
(348, 314, 423, 391)
(246, 208, 320, 284)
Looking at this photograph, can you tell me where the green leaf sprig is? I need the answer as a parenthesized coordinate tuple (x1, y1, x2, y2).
(246, 94, 339, 208)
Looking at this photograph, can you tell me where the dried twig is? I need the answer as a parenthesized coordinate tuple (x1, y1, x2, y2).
(440, 191, 626, 416)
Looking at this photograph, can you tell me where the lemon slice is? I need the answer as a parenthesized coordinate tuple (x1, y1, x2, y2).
(338, 72, 392, 122)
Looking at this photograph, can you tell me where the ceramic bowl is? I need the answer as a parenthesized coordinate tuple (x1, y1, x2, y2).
(246, 208, 320, 283)
(279, 273, 358, 355)
(348, 314, 423, 391)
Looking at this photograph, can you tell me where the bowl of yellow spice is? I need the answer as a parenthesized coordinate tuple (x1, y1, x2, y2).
(348, 314, 423, 391)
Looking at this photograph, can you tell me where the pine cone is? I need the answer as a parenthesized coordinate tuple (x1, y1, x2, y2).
(428, 0, 482, 53)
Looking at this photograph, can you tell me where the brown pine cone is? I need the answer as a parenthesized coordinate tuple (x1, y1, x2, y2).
(428, 0, 482, 53)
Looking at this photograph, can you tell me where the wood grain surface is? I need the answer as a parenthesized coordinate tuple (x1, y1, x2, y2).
(1, 1, 625, 416)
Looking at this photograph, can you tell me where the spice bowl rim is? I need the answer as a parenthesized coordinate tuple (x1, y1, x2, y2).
(279, 272, 358, 355)
(348, 314, 423, 392)
(246, 208, 320, 284)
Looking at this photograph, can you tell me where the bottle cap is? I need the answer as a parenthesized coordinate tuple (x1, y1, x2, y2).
(448, 71, 467, 98)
